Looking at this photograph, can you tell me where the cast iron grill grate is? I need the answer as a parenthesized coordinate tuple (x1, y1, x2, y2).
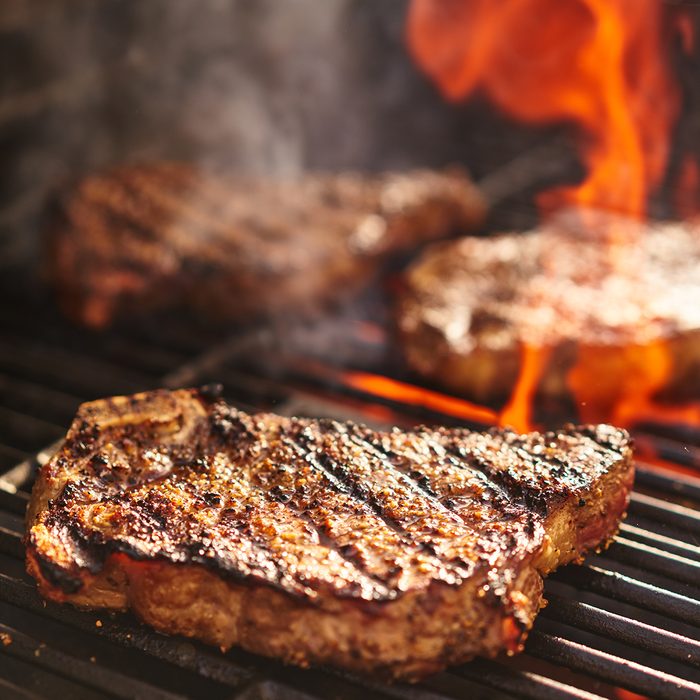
(1, 282, 700, 699)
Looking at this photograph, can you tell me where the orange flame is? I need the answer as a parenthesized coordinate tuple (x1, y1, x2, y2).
(343, 371, 497, 424)
(499, 344, 552, 432)
(407, 0, 681, 218)
(568, 341, 670, 426)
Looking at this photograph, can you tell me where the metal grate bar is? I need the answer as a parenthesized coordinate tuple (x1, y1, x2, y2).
(0, 327, 187, 382)
(541, 592, 700, 669)
(0, 445, 26, 472)
(0, 651, 105, 700)
(551, 564, 700, 627)
(0, 621, 185, 700)
(0, 406, 65, 453)
(0, 490, 29, 517)
(0, 341, 156, 398)
(0, 510, 27, 558)
(619, 522, 700, 561)
(634, 434, 700, 470)
(0, 674, 43, 700)
(0, 294, 209, 381)
(629, 492, 700, 534)
(0, 570, 257, 691)
(635, 423, 700, 449)
(454, 658, 605, 700)
(0, 373, 84, 416)
(0, 598, 248, 700)
(603, 536, 700, 587)
(635, 463, 700, 502)
(526, 631, 700, 700)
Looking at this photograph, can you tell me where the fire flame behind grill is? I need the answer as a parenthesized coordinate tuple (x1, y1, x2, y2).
(407, 0, 683, 219)
(403, 0, 700, 434)
(343, 368, 700, 477)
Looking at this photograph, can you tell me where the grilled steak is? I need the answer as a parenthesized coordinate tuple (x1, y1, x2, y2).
(48, 162, 485, 328)
(26, 386, 633, 680)
(398, 210, 700, 418)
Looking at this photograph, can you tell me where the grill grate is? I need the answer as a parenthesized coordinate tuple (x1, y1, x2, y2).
(1, 280, 700, 699)
(2, 452, 700, 699)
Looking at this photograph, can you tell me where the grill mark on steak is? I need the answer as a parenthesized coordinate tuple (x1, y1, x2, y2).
(118, 169, 232, 242)
(91, 174, 206, 261)
(210, 451, 392, 599)
(207, 405, 434, 595)
(416, 430, 515, 506)
(438, 426, 627, 517)
(86, 179, 161, 243)
(69, 473, 289, 590)
(439, 439, 546, 513)
(225, 418, 396, 597)
(352, 428, 544, 576)
(272, 437, 426, 599)
(69, 182, 180, 289)
(78, 168, 230, 281)
(116, 167, 333, 262)
(358, 426, 517, 521)
(119, 463, 384, 600)
(209, 408, 476, 590)
(302, 422, 510, 582)
(290, 423, 437, 548)
(100, 210, 160, 255)
(343, 427, 464, 523)
(278, 500, 392, 593)
(289, 425, 403, 526)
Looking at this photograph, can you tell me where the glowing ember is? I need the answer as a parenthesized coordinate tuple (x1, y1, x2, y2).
(407, 0, 680, 220)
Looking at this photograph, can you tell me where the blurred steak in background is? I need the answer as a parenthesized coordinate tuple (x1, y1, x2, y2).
(397, 210, 700, 423)
(48, 161, 484, 328)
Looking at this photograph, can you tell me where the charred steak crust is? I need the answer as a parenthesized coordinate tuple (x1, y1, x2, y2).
(47, 162, 485, 328)
(397, 210, 700, 407)
(26, 387, 633, 680)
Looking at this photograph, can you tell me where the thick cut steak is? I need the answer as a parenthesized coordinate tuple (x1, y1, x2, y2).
(48, 162, 485, 328)
(26, 387, 633, 680)
(398, 210, 700, 416)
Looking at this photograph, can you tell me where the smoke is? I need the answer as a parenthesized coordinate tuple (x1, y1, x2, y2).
(0, 0, 587, 267)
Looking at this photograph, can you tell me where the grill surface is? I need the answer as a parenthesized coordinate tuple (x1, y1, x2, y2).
(1, 272, 700, 700)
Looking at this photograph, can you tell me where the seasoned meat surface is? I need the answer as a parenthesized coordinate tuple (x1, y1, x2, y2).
(48, 162, 485, 328)
(398, 210, 700, 413)
(26, 387, 633, 680)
